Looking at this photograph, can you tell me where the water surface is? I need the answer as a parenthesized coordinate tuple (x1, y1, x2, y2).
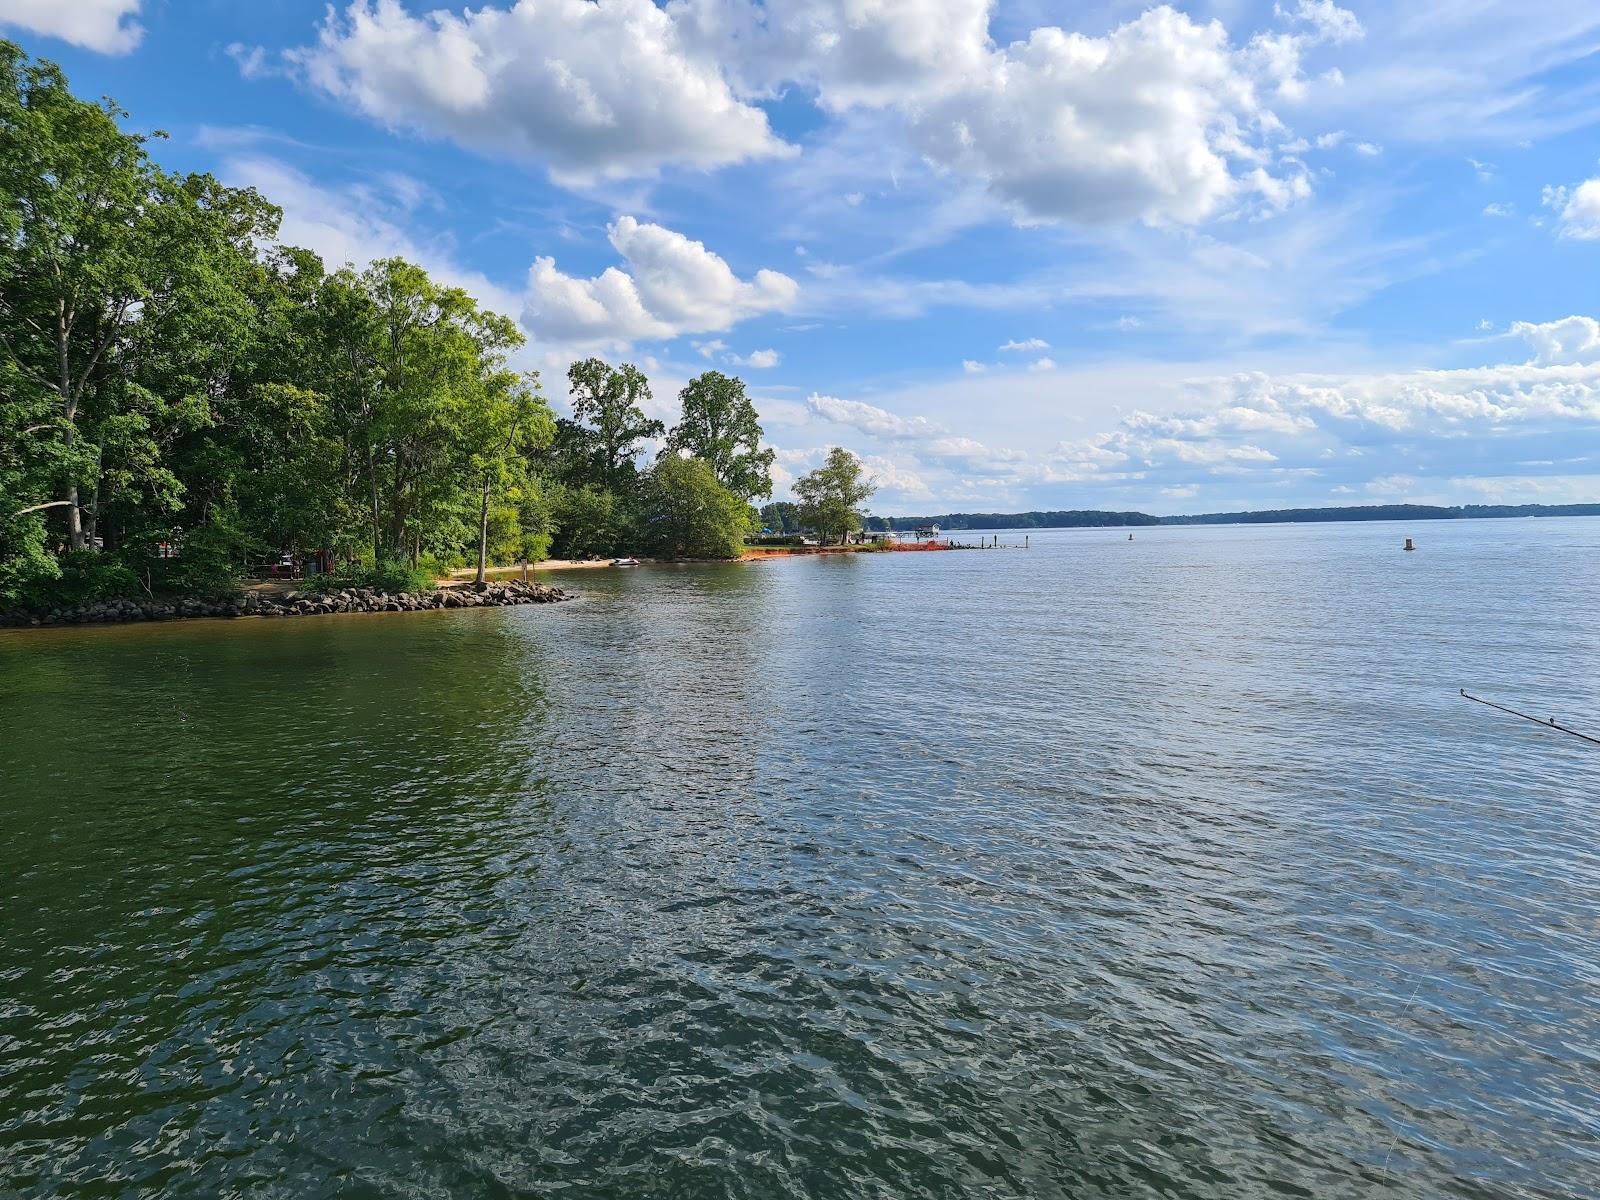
(3, 520, 1598, 1198)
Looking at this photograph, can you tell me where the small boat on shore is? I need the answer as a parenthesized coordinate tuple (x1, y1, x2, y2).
(612, 557, 641, 567)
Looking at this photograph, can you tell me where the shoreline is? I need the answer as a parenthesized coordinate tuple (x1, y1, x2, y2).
(7, 543, 968, 629)
(1, 579, 569, 630)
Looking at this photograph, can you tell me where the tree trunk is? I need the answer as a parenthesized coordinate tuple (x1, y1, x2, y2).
(475, 474, 492, 591)
(366, 438, 382, 564)
(85, 470, 100, 549)
(65, 482, 83, 551)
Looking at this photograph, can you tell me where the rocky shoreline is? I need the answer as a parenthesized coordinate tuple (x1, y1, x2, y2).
(2, 580, 569, 628)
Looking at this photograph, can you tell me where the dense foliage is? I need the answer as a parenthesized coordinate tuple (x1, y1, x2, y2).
(758, 501, 805, 534)
(640, 455, 758, 560)
(664, 371, 774, 501)
(794, 448, 876, 545)
(0, 45, 772, 605)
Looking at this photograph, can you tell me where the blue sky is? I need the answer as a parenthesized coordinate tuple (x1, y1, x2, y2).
(7, 0, 1600, 514)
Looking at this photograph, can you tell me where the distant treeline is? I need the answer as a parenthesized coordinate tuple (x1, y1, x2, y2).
(1161, 503, 1600, 525)
(864, 510, 1163, 531)
(872, 503, 1600, 530)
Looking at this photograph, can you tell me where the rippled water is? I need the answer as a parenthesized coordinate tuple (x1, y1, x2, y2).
(3, 520, 1599, 1198)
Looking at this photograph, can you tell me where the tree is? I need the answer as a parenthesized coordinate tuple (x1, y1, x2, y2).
(664, 371, 774, 500)
(549, 483, 630, 560)
(466, 367, 553, 588)
(0, 41, 278, 576)
(759, 500, 803, 534)
(565, 358, 663, 494)
(793, 447, 876, 545)
(641, 455, 757, 559)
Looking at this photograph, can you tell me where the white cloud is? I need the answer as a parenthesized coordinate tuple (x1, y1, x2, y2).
(226, 157, 794, 357)
(906, 7, 1313, 226)
(1352, 141, 1382, 156)
(289, 0, 1335, 226)
(0, 0, 143, 53)
(1482, 202, 1513, 218)
(1029, 357, 1057, 372)
(1365, 473, 1418, 496)
(681, 0, 996, 110)
(226, 42, 275, 80)
(962, 360, 987, 373)
(858, 455, 935, 500)
(771, 323, 1600, 511)
(733, 348, 781, 368)
(1543, 178, 1600, 240)
(1000, 338, 1049, 352)
(1302, 3, 1600, 144)
(1511, 316, 1600, 365)
(524, 216, 797, 347)
(291, 0, 791, 184)
(1278, 0, 1364, 46)
(806, 393, 944, 440)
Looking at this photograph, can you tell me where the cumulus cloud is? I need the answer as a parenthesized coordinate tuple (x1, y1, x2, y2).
(1511, 316, 1600, 365)
(907, 7, 1313, 225)
(733, 348, 781, 368)
(283, 0, 1340, 224)
(858, 454, 935, 500)
(223, 158, 794, 354)
(1543, 178, 1600, 240)
(291, 0, 791, 184)
(806, 393, 944, 440)
(0, 0, 143, 53)
(1000, 338, 1049, 352)
(524, 216, 798, 347)
(678, 0, 995, 109)
(775, 320, 1600, 509)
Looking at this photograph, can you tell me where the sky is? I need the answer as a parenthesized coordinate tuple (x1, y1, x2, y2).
(5, 0, 1600, 515)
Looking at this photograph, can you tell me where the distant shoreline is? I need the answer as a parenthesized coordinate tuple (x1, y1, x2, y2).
(867, 502, 1600, 533)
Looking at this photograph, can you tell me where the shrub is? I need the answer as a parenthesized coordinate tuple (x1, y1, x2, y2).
(303, 560, 436, 595)
(745, 534, 805, 547)
(18, 549, 141, 608)
(143, 524, 243, 599)
(640, 457, 755, 559)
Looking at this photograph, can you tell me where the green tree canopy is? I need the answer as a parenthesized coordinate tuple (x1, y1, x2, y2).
(664, 371, 774, 501)
(793, 447, 877, 545)
(565, 357, 663, 494)
(641, 455, 757, 559)
(0, 40, 279, 584)
(759, 500, 803, 534)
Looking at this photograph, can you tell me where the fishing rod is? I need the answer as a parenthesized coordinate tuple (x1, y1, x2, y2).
(1458, 689, 1600, 747)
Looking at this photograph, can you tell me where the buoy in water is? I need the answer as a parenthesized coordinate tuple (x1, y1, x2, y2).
(1404, 537, 1415, 551)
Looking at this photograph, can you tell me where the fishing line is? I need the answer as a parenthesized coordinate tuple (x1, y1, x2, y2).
(1457, 690, 1600, 747)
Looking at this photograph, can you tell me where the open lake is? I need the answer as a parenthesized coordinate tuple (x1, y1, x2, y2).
(3, 520, 1598, 1198)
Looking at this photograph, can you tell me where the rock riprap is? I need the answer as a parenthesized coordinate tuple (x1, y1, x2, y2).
(4, 581, 569, 627)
